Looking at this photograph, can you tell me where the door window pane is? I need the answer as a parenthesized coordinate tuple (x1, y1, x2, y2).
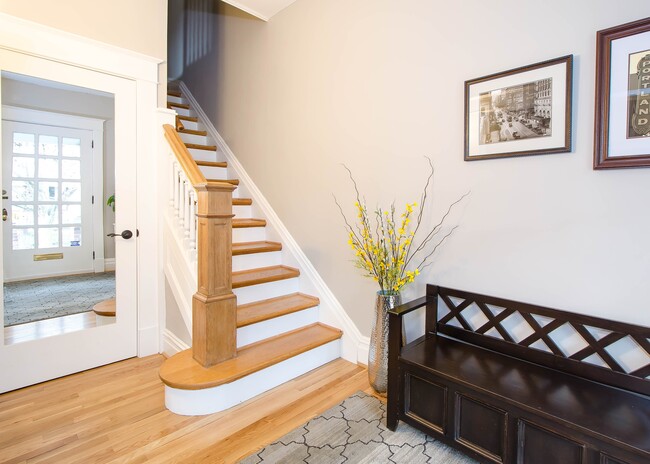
(38, 227, 59, 248)
(38, 158, 58, 179)
(12, 181, 35, 201)
(38, 205, 59, 225)
(38, 182, 59, 201)
(61, 182, 81, 202)
(62, 226, 82, 247)
(12, 228, 34, 250)
(12, 205, 34, 225)
(62, 204, 81, 224)
(62, 138, 81, 157)
(12, 157, 35, 178)
(62, 160, 80, 179)
(13, 133, 35, 154)
(38, 135, 58, 156)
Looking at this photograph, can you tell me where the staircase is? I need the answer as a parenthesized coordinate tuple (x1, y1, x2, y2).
(160, 85, 342, 415)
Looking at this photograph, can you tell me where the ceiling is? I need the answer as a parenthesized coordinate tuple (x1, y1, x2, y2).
(222, 0, 297, 21)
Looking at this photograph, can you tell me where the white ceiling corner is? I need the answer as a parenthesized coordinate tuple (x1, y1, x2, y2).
(221, 0, 297, 21)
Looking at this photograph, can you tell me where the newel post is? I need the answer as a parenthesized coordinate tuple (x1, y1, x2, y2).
(192, 181, 237, 367)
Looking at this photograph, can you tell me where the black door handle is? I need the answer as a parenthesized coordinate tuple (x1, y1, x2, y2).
(107, 230, 133, 239)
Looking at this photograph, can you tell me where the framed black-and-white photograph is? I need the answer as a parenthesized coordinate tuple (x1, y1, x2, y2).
(464, 55, 573, 161)
(594, 17, 650, 169)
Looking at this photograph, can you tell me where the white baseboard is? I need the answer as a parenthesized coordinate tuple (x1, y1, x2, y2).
(162, 329, 190, 357)
(104, 258, 116, 272)
(179, 82, 367, 364)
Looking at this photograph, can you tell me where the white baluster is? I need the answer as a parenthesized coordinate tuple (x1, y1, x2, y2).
(173, 163, 180, 217)
(183, 182, 191, 245)
(189, 190, 197, 251)
(169, 154, 175, 208)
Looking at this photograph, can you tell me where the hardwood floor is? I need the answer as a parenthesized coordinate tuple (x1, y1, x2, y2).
(4, 311, 99, 346)
(0, 355, 373, 463)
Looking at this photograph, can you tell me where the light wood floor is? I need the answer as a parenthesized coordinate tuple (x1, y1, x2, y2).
(0, 355, 373, 463)
(4, 311, 99, 345)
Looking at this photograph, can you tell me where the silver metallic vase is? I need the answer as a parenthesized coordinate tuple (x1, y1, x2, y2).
(368, 291, 401, 396)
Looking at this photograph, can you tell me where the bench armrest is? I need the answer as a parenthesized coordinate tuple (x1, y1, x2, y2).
(388, 296, 428, 317)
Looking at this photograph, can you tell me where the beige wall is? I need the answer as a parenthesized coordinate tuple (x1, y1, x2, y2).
(178, 0, 650, 334)
(2, 77, 116, 260)
(0, 0, 167, 59)
(0, 0, 168, 104)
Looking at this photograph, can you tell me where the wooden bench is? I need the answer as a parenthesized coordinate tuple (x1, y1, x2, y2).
(387, 284, 650, 464)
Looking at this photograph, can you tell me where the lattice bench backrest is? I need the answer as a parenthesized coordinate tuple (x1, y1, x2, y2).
(430, 285, 650, 396)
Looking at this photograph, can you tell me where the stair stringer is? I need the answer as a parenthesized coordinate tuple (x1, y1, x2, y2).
(179, 82, 370, 365)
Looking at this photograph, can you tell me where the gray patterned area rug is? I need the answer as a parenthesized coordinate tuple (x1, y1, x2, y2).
(240, 392, 477, 463)
(4, 272, 116, 326)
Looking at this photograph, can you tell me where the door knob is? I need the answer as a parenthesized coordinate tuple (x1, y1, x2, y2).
(2, 208, 6, 221)
(107, 229, 133, 239)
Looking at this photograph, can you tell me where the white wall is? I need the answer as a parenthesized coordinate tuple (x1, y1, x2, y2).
(0, 0, 169, 104)
(177, 0, 650, 334)
(1, 77, 116, 260)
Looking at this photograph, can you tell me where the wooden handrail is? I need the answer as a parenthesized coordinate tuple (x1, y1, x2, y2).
(163, 123, 206, 186)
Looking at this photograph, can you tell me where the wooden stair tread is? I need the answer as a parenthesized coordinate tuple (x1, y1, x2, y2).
(185, 142, 217, 151)
(196, 160, 227, 168)
(177, 115, 198, 122)
(233, 218, 266, 228)
(237, 293, 320, 327)
(159, 323, 341, 390)
(233, 241, 282, 256)
(167, 102, 190, 110)
(207, 178, 239, 186)
(179, 128, 208, 136)
(233, 198, 253, 206)
(92, 298, 116, 317)
(167, 89, 182, 97)
(232, 265, 299, 288)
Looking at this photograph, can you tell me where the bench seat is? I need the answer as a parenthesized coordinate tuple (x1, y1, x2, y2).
(400, 333, 650, 457)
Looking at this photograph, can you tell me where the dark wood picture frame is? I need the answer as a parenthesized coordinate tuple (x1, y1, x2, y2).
(594, 17, 650, 169)
(464, 55, 573, 161)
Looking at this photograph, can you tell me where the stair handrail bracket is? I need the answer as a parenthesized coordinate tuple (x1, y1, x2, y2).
(163, 123, 238, 368)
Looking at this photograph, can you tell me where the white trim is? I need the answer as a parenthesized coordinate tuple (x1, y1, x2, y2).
(162, 329, 190, 357)
(104, 258, 116, 272)
(221, 0, 269, 21)
(0, 13, 160, 83)
(179, 82, 368, 364)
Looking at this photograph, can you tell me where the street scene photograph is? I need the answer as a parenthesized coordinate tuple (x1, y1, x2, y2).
(479, 78, 552, 144)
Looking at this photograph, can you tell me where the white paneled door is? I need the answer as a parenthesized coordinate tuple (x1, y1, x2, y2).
(0, 48, 138, 393)
(2, 121, 94, 281)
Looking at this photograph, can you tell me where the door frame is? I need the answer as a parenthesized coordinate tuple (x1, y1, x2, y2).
(0, 13, 163, 357)
(2, 105, 107, 277)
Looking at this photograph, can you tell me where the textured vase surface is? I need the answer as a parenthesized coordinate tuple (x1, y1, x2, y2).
(368, 291, 401, 396)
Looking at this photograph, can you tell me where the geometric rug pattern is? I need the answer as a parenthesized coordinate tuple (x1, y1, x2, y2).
(240, 392, 477, 464)
(3, 272, 115, 326)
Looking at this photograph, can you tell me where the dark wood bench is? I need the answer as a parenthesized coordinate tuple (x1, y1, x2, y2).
(387, 284, 650, 464)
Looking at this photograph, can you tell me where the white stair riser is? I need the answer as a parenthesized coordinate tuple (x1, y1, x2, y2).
(233, 251, 282, 272)
(233, 205, 252, 218)
(236, 307, 319, 347)
(188, 148, 218, 162)
(179, 132, 209, 145)
(167, 95, 186, 105)
(197, 165, 228, 179)
(164, 340, 340, 415)
(172, 106, 193, 117)
(234, 278, 299, 305)
(232, 226, 266, 242)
